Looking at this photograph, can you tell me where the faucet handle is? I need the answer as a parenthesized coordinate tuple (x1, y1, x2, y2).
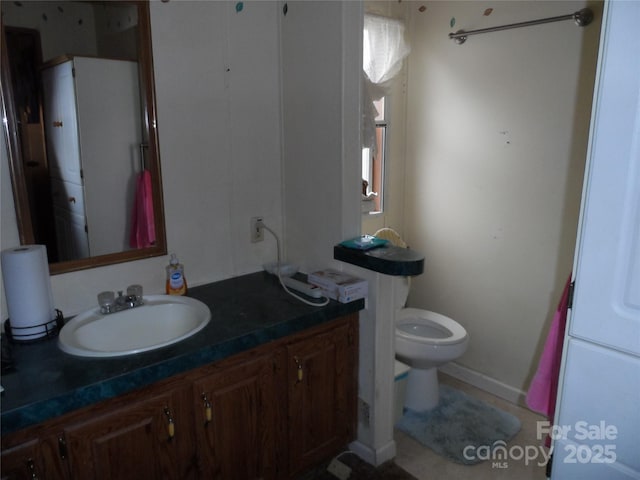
(126, 284, 143, 299)
(98, 291, 115, 304)
(98, 291, 115, 313)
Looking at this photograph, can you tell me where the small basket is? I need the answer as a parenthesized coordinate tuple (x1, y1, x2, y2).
(4, 309, 65, 344)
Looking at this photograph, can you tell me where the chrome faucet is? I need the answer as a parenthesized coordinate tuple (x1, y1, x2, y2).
(98, 285, 144, 314)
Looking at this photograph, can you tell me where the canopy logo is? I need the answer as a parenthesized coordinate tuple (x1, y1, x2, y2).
(463, 420, 618, 469)
(463, 441, 551, 468)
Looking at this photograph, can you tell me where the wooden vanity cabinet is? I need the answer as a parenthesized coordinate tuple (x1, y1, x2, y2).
(61, 384, 197, 480)
(1, 381, 197, 480)
(1, 434, 70, 480)
(1, 314, 358, 480)
(190, 314, 358, 479)
(192, 350, 286, 479)
(287, 318, 358, 477)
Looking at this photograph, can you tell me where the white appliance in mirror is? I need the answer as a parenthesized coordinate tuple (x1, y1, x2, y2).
(42, 56, 142, 261)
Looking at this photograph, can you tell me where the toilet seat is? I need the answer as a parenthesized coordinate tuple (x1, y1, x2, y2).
(396, 308, 467, 346)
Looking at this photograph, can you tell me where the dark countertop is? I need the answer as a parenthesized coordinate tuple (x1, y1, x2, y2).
(0, 272, 364, 436)
(334, 244, 424, 276)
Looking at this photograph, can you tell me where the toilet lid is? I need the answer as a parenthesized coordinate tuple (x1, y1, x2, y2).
(396, 308, 468, 346)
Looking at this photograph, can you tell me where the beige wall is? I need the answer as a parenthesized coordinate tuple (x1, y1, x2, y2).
(403, 1, 602, 398)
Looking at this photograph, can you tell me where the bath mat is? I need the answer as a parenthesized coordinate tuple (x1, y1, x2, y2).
(396, 385, 521, 465)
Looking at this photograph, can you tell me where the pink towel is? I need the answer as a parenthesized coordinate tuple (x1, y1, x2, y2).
(526, 275, 571, 446)
(129, 170, 156, 248)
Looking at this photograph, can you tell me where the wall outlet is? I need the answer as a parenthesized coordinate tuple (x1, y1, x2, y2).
(250, 216, 264, 243)
(327, 458, 352, 480)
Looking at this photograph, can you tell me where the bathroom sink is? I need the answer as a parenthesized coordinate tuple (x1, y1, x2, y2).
(58, 295, 211, 357)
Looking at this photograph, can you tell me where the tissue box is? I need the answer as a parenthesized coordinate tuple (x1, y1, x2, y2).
(307, 269, 368, 303)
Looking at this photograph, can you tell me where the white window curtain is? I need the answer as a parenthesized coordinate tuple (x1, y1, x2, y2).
(362, 14, 410, 151)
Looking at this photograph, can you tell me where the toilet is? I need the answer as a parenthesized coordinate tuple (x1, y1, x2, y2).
(374, 228, 470, 412)
(396, 308, 469, 411)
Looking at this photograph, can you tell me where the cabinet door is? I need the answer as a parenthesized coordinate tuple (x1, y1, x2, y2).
(1, 435, 69, 480)
(193, 352, 281, 480)
(63, 387, 196, 480)
(287, 318, 357, 476)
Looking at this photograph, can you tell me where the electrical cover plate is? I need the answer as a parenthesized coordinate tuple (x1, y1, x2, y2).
(327, 458, 352, 480)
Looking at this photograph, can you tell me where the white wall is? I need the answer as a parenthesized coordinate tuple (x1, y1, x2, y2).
(404, 1, 602, 399)
(2, 2, 138, 61)
(1, 1, 284, 317)
(281, 1, 361, 271)
(1, 0, 360, 319)
(2, 1, 99, 61)
(150, 1, 283, 279)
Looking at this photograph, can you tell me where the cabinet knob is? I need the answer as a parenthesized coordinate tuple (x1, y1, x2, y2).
(163, 407, 175, 440)
(52, 120, 63, 128)
(58, 435, 68, 459)
(26, 457, 39, 479)
(68, 196, 76, 204)
(201, 393, 212, 425)
(294, 356, 304, 383)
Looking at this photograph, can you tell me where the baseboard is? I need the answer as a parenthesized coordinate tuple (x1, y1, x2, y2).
(438, 362, 528, 407)
(348, 439, 396, 466)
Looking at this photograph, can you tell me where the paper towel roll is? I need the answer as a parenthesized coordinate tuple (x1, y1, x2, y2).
(1, 245, 56, 340)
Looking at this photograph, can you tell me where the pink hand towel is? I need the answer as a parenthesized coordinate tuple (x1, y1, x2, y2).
(526, 276, 571, 415)
(526, 276, 572, 446)
(129, 170, 156, 248)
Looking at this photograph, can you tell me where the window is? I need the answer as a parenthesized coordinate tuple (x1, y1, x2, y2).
(362, 14, 408, 215)
(362, 98, 386, 213)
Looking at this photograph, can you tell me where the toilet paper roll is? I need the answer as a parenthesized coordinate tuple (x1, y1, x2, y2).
(1, 245, 56, 340)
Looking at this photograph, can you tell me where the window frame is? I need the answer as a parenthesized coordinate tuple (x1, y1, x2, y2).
(362, 96, 389, 215)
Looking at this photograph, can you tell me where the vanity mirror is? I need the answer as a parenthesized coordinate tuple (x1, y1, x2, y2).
(1, 0, 166, 274)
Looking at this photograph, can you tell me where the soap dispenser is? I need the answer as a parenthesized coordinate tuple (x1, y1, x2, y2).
(166, 254, 187, 295)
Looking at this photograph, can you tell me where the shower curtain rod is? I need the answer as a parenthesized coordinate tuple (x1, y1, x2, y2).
(449, 8, 593, 45)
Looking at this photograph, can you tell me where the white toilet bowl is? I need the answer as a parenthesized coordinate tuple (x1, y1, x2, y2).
(395, 308, 469, 412)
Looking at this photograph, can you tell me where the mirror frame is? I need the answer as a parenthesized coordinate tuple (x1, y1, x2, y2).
(1, 1, 166, 275)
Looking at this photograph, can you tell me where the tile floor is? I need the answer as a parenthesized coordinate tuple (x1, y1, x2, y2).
(394, 374, 550, 480)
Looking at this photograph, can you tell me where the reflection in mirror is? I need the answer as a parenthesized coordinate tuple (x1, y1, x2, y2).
(1, 0, 165, 274)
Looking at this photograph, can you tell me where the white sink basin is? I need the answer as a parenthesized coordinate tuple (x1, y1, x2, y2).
(58, 295, 211, 357)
